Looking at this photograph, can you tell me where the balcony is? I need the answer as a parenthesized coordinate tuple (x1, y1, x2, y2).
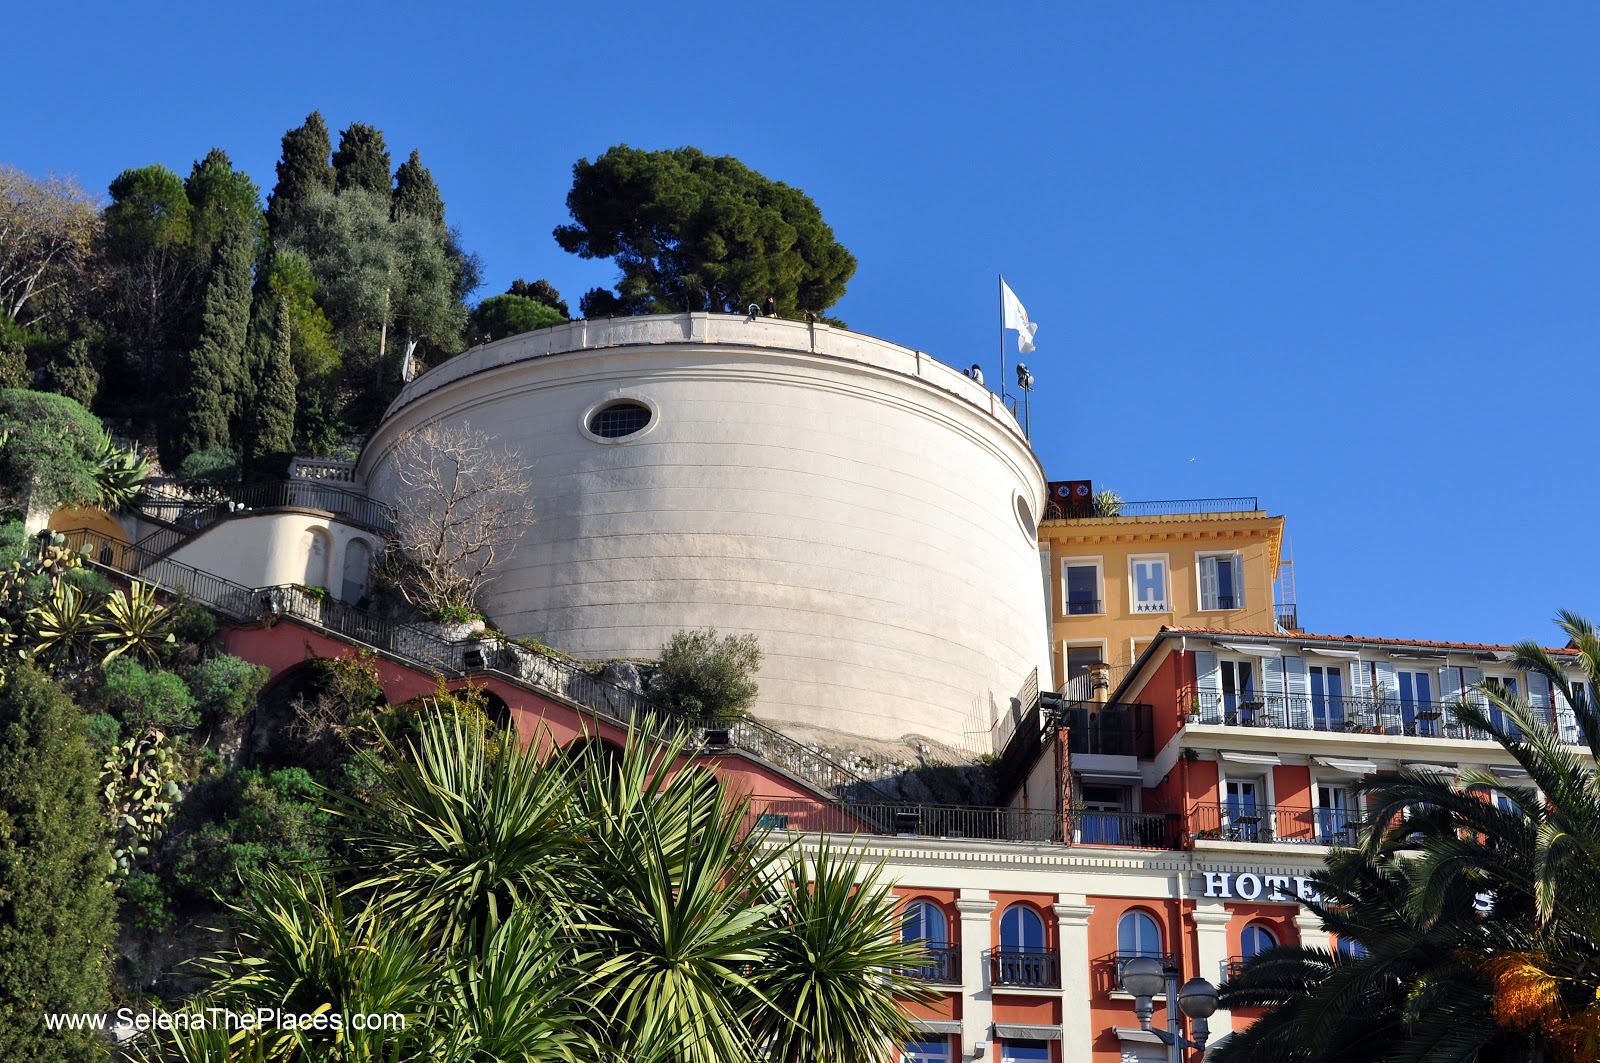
(1110, 953, 1180, 993)
(1189, 803, 1361, 846)
(1054, 700, 1157, 758)
(1065, 598, 1103, 616)
(1045, 496, 1261, 520)
(901, 945, 961, 984)
(992, 949, 1061, 989)
(1072, 810, 1183, 849)
(1184, 691, 1581, 745)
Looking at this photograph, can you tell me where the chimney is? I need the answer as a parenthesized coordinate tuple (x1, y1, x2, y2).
(1090, 660, 1111, 705)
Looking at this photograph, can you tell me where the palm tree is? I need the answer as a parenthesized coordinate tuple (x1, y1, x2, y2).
(1218, 612, 1600, 1063)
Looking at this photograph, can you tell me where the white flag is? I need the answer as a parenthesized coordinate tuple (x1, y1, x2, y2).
(400, 339, 419, 382)
(1001, 278, 1039, 354)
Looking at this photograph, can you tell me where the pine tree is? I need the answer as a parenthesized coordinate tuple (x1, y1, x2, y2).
(392, 149, 445, 227)
(332, 123, 392, 196)
(507, 277, 570, 318)
(246, 298, 297, 468)
(0, 667, 116, 1062)
(174, 216, 252, 464)
(266, 112, 334, 237)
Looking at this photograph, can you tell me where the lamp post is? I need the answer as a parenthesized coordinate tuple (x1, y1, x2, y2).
(1121, 956, 1219, 1063)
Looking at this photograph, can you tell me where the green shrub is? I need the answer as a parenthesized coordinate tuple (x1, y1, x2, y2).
(119, 870, 173, 934)
(170, 603, 220, 648)
(64, 566, 114, 597)
(168, 767, 330, 905)
(82, 712, 120, 747)
(176, 446, 239, 488)
(649, 628, 762, 721)
(183, 654, 268, 721)
(98, 658, 197, 731)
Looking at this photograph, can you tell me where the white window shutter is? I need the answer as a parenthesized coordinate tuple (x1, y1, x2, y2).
(1552, 680, 1579, 744)
(1372, 660, 1400, 729)
(1284, 655, 1311, 728)
(1194, 650, 1221, 721)
(1233, 552, 1245, 609)
(1199, 556, 1219, 610)
(1462, 666, 1489, 737)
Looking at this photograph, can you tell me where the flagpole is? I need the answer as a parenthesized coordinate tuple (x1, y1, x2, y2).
(997, 274, 1008, 407)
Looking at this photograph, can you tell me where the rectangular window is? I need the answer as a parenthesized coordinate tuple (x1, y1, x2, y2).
(1198, 552, 1245, 611)
(1000, 1041, 1052, 1063)
(1062, 558, 1103, 615)
(903, 1039, 953, 1063)
(1484, 676, 1521, 738)
(1078, 784, 1128, 845)
(1221, 659, 1255, 723)
(1225, 778, 1263, 841)
(1310, 664, 1346, 729)
(1129, 555, 1169, 614)
(1065, 645, 1102, 685)
(1397, 670, 1436, 736)
(1316, 783, 1350, 843)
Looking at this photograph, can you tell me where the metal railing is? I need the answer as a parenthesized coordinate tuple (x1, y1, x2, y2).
(1182, 689, 1578, 742)
(1065, 598, 1103, 616)
(290, 458, 359, 483)
(57, 529, 261, 621)
(1053, 700, 1156, 758)
(1045, 497, 1260, 520)
(132, 481, 394, 558)
(744, 799, 1065, 843)
(1110, 953, 1180, 993)
(1275, 603, 1301, 631)
(992, 949, 1061, 989)
(688, 717, 895, 802)
(1071, 810, 1183, 849)
(1189, 803, 1361, 846)
(901, 945, 961, 984)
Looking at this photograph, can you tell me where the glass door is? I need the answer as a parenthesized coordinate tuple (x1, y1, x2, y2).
(1310, 664, 1346, 729)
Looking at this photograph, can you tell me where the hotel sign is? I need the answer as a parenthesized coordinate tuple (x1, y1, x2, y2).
(1199, 871, 1321, 903)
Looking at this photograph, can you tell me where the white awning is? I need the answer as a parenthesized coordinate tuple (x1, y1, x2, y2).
(1303, 647, 1361, 659)
(1314, 756, 1379, 776)
(994, 1024, 1062, 1041)
(1402, 762, 1459, 776)
(1220, 750, 1282, 766)
(1216, 641, 1283, 658)
(1113, 1027, 1166, 1045)
(912, 1019, 962, 1035)
(1492, 765, 1529, 779)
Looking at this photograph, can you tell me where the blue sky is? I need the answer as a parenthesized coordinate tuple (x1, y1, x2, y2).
(6, 3, 1595, 647)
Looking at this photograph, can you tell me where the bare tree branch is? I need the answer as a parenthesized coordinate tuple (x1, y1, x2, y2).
(380, 422, 535, 618)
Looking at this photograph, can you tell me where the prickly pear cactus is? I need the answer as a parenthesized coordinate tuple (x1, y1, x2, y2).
(102, 728, 184, 880)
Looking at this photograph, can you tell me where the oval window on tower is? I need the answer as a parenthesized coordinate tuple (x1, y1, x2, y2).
(587, 401, 653, 439)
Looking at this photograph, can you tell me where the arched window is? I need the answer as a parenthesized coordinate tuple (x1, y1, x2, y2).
(901, 900, 948, 947)
(1241, 923, 1278, 960)
(1000, 904, 1046, 953)
(1117, 909, 1163, 958)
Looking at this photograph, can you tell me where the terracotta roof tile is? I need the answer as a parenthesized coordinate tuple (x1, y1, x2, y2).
(1157, 626, 1575, 656)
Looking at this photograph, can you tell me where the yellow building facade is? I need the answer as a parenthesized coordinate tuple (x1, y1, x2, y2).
(1038, 497, 1288, 691)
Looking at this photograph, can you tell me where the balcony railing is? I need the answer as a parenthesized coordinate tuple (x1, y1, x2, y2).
(1045, 496, 1260, 520)
(743, 800, 1065, 843)
(1065, 598, 1103, 616)
(1111, 953, 1180, 993)
(992, 949, 1061, 989)
(1185, 690, 1581, 745)
(1275, 603, 1301, 631)
(1189, 803, 1362, 846)
(1072, 810, 1184, 849)
(1053, 700, 1156, 759)
(901, 945, 961, 984)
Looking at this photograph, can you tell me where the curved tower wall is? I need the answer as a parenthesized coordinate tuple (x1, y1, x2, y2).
(360, 314, 1049, 750)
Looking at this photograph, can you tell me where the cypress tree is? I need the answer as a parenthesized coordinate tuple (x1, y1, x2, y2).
(175, 216, 252, 463)
(266, 112, 334, 236)
(392, 149, 445, 227)
(332, 123, 392, 196)
(246, 298, 297, 467)
(0, 667, 116, 1062)
(184, 148, 262, 268)
(39, 337, 101, 409)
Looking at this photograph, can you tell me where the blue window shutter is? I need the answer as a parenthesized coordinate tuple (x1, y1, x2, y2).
(1284, 655, 1310, 728)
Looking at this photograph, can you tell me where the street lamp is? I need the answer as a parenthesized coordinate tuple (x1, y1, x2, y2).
(1122, 956, 1218, 1063)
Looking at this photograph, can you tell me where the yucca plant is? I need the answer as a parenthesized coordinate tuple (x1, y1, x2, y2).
(29, 580, 103, 666)
(92, 433, 150, 511)
(96, 579, 175, 665)
(746, 842, 930, 1063)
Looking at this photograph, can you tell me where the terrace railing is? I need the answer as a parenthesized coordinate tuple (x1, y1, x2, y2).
(1189, 803, 1362, 847)
(132, 481, 394, 559)
(1184, 689, 1579, 745)
(1045, 496, 1260, 520)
